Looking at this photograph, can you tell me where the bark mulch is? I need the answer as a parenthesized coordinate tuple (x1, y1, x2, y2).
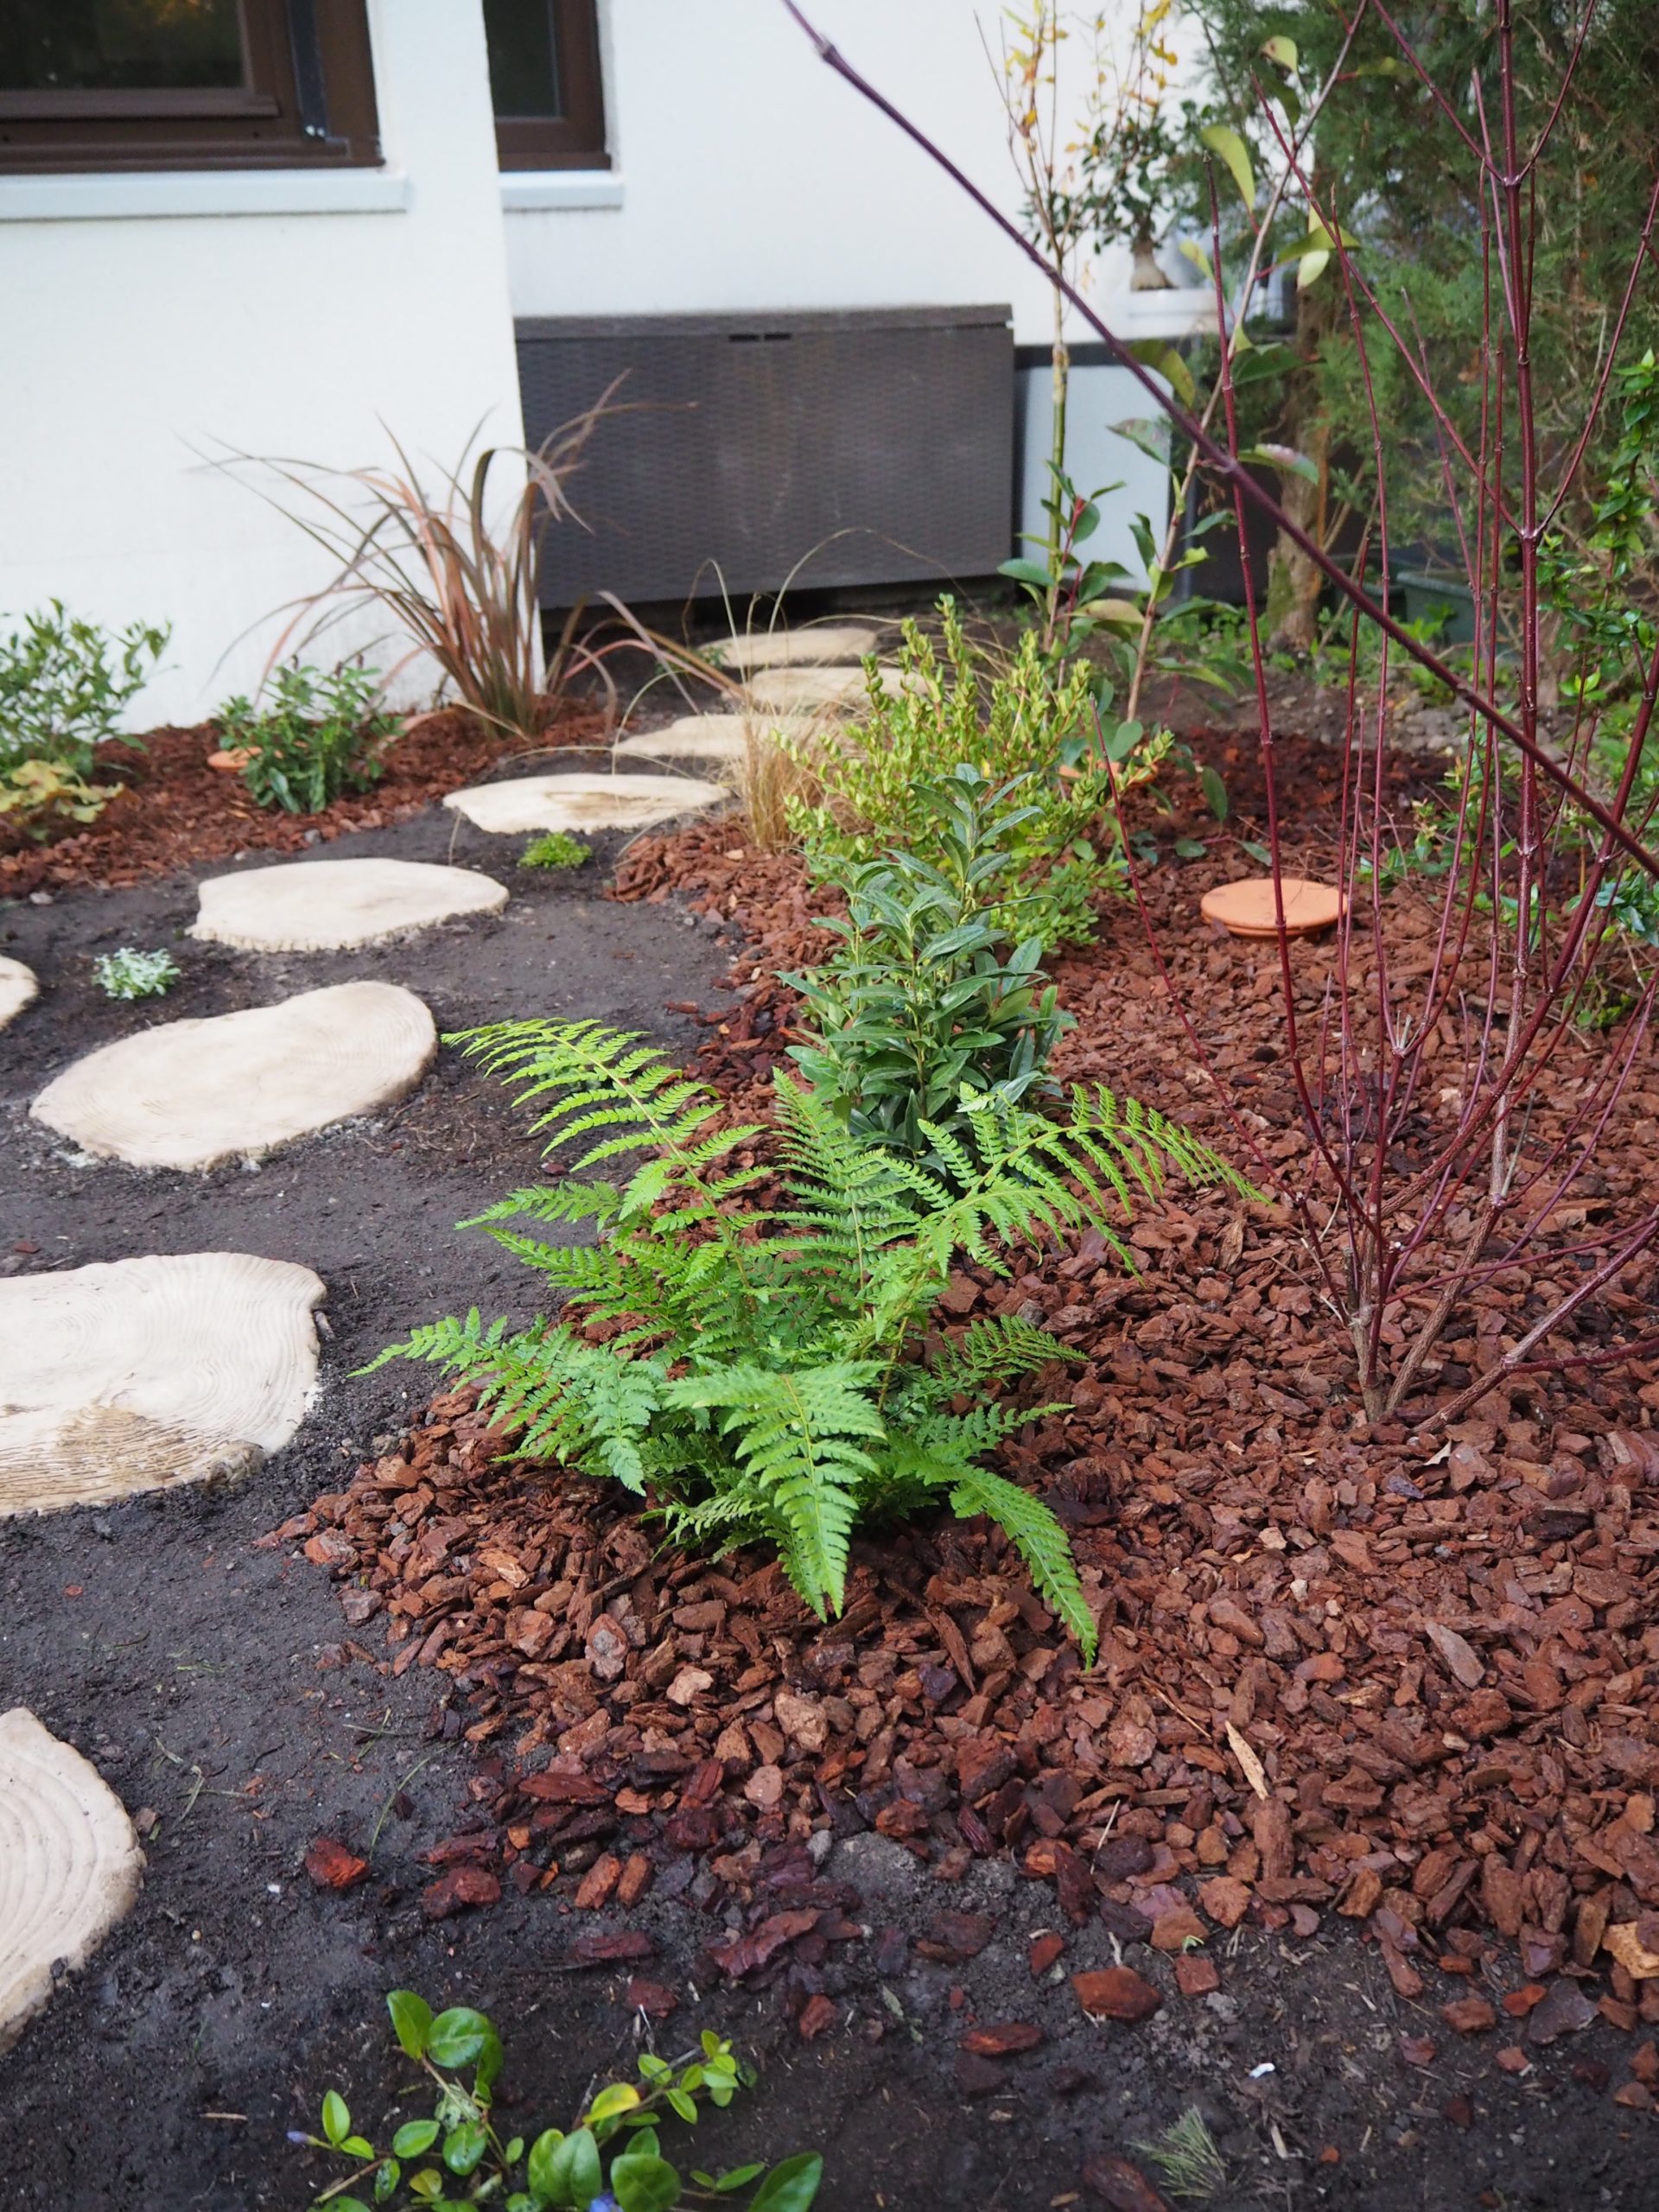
(0, 702, 607, 899)
(279, 729, 1659, 2092)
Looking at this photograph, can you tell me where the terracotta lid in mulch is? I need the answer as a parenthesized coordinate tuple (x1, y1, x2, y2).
(1200, 874, 1345, 938)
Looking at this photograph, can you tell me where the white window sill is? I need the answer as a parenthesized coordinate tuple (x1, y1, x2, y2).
(0, 167, 409, 222)
(500, 170, 622, 213)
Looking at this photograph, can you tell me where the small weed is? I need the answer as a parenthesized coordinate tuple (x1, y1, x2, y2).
(1131, 2108, 1227, 2202)
(519, 830, 591, 871)
(93, 947, 180, 1000)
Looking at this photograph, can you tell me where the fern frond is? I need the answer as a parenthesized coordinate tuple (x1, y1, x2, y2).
(931, 1314, 1084, 1393)
(912, 1449, 1096, 1661)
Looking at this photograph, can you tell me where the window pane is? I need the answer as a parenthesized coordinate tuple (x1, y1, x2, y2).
(0, 0, 246, 92)
(483, 0, 563, 119)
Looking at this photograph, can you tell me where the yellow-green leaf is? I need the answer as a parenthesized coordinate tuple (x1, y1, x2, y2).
(1296, 246, 1331, 290)
(1262, 35, 1298, 70)
(1198, 124, 1255, 211)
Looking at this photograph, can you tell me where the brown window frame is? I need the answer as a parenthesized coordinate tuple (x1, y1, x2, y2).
(490, 0, 608, 172)
(0, 0, 381, 174)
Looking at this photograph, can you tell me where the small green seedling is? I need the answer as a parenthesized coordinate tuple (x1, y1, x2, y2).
(519, 830, 592, 871)
(292, 1992, 823, 2212)
(1132, 2108, 1228, 2202)
(93, 947, 180, 1000)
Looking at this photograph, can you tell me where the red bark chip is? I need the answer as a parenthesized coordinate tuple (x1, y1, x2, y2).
(625, 1979, 678, 2019)
(797, 1993, 838, 2042)
(574, 1853, 620, 1910)
(1197, 1876, 1251, 1929)
(1073, 1967, 1162, 2023)
(959, 2022, 1045, 2056)
(303, 1836, 368, 1891)
(1080, 2155, 1174, 2211)
(1029, 1933, 1065, 1976)
(1442, 1997, 1497, 2034)
(1174, 1954, 1220, 1997)
(422, 1866, 501, 1918)
(569, 1931, 655, 1967)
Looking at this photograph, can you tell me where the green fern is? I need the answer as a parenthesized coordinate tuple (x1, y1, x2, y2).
(369, 1020, 1252, 1656)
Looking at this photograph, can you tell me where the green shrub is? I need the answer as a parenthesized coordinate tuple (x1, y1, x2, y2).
(519, 829, 592, 871)
(785, 766, 1073, 1174)
(784, 597, 1170, 951)
(371, 1020, 1245, 1653)
(295, 1992, 821, 2212)
(217, 661, 394, 814)
(0, 601, 168, 836)
(93, 947, 180, 1000)
(0, 601, 168, 774)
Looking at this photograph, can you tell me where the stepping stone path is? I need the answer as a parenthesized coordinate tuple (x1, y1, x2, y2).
(0, 954, 38, 1031)
(714, 622, 880, 671)
(190, 856, 506, 952)
(0, 1253, 325, 1515)
(31, 979, 435, 1170)
(0, 1708, 143, 2052)
(443, 770, 724, 836)
(614, 712, 825, 768)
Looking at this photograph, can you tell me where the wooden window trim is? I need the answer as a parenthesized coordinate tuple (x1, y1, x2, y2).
(0, 0, 380, 174)
(493, 0, 607, 172)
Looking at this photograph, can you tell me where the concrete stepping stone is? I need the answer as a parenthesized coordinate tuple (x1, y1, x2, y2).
(0, 1709, 143, 2053)
(715, 623, 880, 671)
(0, 1252, 325, 1515)
(0, 955, 38, 1031)
(614, 713, 825, 768)
(31, 979, 435, 1170)
(443, 771, 724, 836)
(743, 664, 899, 712)
(190, 856, 506, 953)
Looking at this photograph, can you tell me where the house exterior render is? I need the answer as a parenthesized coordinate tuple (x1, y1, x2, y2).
(0, 1, 1204, 725)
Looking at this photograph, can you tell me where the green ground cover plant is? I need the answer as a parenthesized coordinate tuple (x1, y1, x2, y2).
(373, 1019, 1244, 1653)
(519, 830, 593, 871)
(785, 598, 1167, 951)
(92, 947, 180, 1001)
(216, 660, 395, 814)
(294, 1992, 820, 2212)
(784, 766, 1073, 1173)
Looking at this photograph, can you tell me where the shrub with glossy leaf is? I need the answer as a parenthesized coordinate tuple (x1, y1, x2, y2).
(369, 1020, 1246, 1652)
(0, 601, 168, 774)
(293, 1989, 821, 2212)
(785, 766, 1074, 1172)
(784, 596, 1170, 950)
(216, 660, 395, 815)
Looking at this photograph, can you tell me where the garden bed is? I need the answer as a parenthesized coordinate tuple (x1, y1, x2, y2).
(6, 725, 1659, 2209)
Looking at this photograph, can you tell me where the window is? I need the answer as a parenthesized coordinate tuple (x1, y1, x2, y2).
(484, 0, 607, 171)
(0, 0, 380, 172)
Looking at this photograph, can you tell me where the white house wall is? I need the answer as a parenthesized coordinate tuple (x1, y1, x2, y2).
(0, 0, 524, 729)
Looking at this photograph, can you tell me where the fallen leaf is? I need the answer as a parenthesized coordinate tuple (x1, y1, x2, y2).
(1225, 1721, 1270, 1800)
(797, 1993, 837, 2041)
(1424, 1620, 1484, 1689)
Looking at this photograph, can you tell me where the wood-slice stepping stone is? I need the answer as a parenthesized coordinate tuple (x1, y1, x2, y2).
(442, 771, 724, 836)
(715, 623, 880, 671)
(0, 955, 38, 1032)
(0, 1708, 143, 2052)
(0, 1252, 325, 1515)
(614, 713, 824, 768)
(31, 979, 435, 1170)
(1200, 875, 1346, 939)
(190, 856, 506, 953)
(744, 664, 897, 712)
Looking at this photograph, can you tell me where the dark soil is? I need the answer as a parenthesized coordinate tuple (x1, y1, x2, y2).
(3, 737, 1658, 2210)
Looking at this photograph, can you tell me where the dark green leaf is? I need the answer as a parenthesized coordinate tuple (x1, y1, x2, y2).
(393, 2121, 442, 2158)
(610, 2151, 681, 2212)
(442, 2122, 488, 2177)
(426, 2006, 493, 2069)
(321, 2091, 351, 2148)
(747, 2153, 825, 2212)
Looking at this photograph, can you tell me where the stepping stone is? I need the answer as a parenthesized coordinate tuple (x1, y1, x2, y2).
(0, 955, 38, 1031)
(615, 713, 825, 768)
(743, 664, 899, 712)
(190, 856, 506, 952)
(443, 771, 724, 836)
(0, 1709, 143, 2053)
(31, 979, 435, 1170)
(714, 623, 880, 671)
(0, 1252, 325, 1515)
